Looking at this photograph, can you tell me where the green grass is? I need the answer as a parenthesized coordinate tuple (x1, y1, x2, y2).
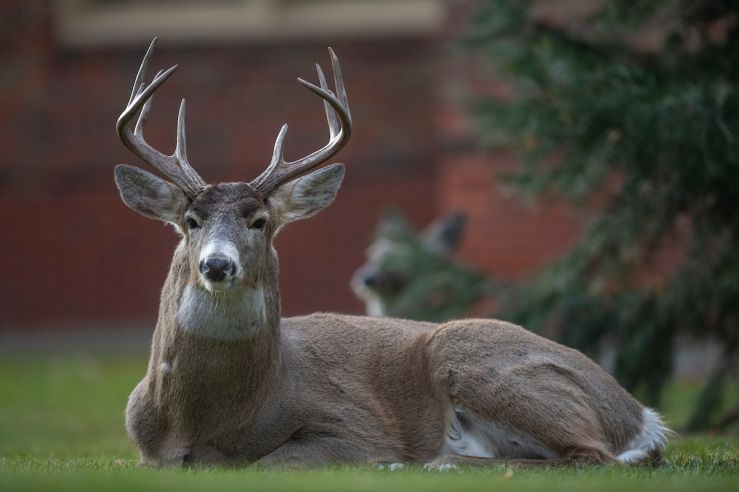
(0, 353, 737, 491)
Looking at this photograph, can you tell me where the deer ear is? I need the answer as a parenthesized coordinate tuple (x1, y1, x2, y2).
(271, 163, 344, 227)
(376, 207, 414, 238)
(421, 212, 467, 256)
(114, 164, 187, 224)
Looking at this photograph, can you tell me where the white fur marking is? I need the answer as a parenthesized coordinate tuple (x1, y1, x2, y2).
(424, 463, 459, 471)
(200, 241, 240, 269)
(350, 282, 386, 317)
(350, 264, 389, 316)
(617, 408, 673, 464)
(200, 240, 240, 263)
(443, 406, 556, 460)
(177, 284, 266, 340)
(617, 449, 649, 464)
(365, 297, 386, 317)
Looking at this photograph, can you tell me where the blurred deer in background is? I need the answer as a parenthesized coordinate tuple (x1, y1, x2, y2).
(114, 39, 670, 469)
(351, 210, 501, 322)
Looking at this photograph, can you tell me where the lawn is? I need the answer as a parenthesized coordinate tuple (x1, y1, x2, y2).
(0, 352, 736, 491)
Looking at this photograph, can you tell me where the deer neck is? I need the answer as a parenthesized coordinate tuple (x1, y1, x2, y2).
(147, 241, 282, 406)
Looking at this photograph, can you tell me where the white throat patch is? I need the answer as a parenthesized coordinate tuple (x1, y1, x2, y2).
(176, 284, 267, 340)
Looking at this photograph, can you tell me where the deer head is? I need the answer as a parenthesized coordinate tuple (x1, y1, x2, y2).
(114, 39, 351, 295)
(351, 210, 486, 320)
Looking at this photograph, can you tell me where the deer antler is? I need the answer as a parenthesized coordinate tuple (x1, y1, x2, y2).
(250, 48, 352, 196)
(117, 38, 206, 199)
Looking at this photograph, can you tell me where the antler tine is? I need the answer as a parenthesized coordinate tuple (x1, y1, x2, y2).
(316, 63, 339, 139)
(266, 124, 289, 175)
(128, 38, 155, 106)
(329, 47, 351, 121)
(116, 38, 206, 199)
(175, 99, 189, 164)
(134, 69, 162, 136)
(250, 48, 352, 196)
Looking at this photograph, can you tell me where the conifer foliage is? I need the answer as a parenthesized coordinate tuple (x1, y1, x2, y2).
(470, 0, 739, 429)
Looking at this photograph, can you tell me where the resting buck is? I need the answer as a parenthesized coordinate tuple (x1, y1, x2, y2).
(115, 40, 670, 468)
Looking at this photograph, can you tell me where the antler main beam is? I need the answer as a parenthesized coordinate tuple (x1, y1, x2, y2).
(117, 38, 206, 199)
(249, 48, 352, 196)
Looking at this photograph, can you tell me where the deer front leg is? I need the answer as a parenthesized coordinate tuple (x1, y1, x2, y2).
(127, 381, 240, 467)
(125, 379, 170, 466)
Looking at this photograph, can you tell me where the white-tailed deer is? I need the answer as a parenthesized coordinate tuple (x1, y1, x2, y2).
(351, 210, 498, 321)
(116, 40, 670, 468)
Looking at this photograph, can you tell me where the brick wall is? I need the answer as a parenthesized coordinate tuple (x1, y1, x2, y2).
(0, 2, 447, 330)
(0, 0, 584, 332)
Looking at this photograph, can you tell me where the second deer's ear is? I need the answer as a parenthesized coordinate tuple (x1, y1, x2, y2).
(421, 213, 467, 256)
(375, 207, 414, 239)
(270, 163, 345, 228)
(114, 164, 188, 225)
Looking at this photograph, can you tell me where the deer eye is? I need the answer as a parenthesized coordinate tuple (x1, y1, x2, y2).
(250, 218, 267, 230)
(186, 217, 200, 230)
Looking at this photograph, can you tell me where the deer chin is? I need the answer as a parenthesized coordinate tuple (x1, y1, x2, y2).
(200, 277, 237, 294)
(198, 272, 263, 297)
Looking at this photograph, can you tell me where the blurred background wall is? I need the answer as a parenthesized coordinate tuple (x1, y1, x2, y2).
(0, 0, 580, 334)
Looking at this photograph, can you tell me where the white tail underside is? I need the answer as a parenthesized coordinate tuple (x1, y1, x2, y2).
(616, 407, 673, 464)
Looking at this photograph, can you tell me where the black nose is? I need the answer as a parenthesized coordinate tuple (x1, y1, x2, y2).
(199, 258, 235, 282)
(363, 275, 378, 288)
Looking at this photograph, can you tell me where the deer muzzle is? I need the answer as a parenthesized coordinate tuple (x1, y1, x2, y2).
(198, 240, 240, 289)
